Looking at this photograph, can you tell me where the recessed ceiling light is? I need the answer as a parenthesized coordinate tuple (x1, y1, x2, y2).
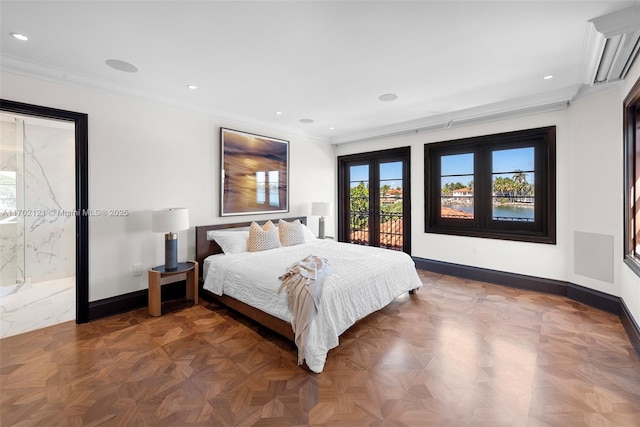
(543, 74, 554, 80)
(187, 84, 197, 90)
(378, 93, 398, 102)
(329, 127, 335, 130)
(300, 118, 314, 124)
(10, 32, 29, 41)
(105, 59, 139, 73)
(276, 111, 282, 115)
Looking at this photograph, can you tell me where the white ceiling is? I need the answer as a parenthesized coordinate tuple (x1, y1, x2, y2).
(1, 1, 639, 144)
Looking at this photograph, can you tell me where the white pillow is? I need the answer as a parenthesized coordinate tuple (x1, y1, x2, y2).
(302, 224, 318, 242)
(248, 221, 282, 252)
(207, 229, 249, 254)
(278, 219, 305, 247)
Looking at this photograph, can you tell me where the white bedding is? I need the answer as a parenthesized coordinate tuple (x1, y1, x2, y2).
(203, 239, 422, 373)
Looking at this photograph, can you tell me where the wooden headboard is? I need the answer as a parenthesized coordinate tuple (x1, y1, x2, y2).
(195, 216, 307, 279)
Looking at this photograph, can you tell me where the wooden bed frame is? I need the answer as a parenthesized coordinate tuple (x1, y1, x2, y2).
(195, 216, 307, 341)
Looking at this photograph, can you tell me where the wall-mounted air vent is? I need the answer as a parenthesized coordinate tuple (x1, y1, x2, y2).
(582, 5, 640, 85)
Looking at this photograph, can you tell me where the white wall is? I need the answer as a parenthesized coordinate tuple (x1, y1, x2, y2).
(0, 71, 336, 301)
(567, 61, 640, 326)
(567, 87, 622, 294)
(565, 58, 640, 327)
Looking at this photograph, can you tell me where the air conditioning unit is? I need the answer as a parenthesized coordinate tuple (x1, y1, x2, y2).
(583, 5, 640, 85)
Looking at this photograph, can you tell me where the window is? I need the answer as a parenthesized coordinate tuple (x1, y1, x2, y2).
(0, 171, 17, 211)
(425, 126, 556, 243)
(624, 78, 640, 276)
(255, 170, 280, 207)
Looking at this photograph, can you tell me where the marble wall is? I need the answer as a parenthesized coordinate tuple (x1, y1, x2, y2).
(0, 116, 75, 289)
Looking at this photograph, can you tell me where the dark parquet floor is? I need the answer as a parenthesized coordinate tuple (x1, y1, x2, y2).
(1, 270, 639, 426)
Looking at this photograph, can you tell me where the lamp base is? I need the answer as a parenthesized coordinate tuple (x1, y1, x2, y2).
(165, 232, 178, 270)
(318, 216, 325, 239)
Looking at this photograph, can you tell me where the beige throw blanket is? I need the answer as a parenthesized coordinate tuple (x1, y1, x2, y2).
(278, 255, 330, 366)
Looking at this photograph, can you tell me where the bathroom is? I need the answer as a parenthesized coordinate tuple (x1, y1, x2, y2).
(0, 112, 76, 338)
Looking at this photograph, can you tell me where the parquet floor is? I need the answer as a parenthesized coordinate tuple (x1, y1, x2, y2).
(1, 270, 639, 426)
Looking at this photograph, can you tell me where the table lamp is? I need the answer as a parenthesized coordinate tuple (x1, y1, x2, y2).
(152, 207, 189, 270)
(311, 202, 333, 239)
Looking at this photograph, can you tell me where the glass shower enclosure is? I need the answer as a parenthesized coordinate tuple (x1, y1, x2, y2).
(0, 112, 76, 312)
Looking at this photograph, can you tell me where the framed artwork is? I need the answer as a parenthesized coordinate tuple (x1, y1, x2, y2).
(220, 128, 289, 216)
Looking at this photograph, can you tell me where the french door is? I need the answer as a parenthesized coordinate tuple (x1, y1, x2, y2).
(337, 147, 411, 254)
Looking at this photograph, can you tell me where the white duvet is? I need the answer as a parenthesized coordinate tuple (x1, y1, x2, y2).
(203, 239, 422, 373)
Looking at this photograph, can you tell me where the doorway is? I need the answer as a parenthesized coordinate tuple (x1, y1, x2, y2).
(0, 99, 89, 336)
(338, 147, 411, 253)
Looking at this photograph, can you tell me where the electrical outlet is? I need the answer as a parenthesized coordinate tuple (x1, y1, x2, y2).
(133, 263, 143, 276)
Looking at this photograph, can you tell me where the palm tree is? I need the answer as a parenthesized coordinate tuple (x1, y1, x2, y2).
(493, 177, 509, 197)
(512, 170, 527, 195)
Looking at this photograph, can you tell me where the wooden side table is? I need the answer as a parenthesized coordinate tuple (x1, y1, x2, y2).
(148, 261, 199, 317)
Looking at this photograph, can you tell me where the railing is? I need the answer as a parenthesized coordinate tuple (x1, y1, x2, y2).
(492, 195, 534, 204)
(349, 211, 369, 246)
(349, 211, 403, 251)
(493, 216, 534, 222)
(379, 212, 403, 251)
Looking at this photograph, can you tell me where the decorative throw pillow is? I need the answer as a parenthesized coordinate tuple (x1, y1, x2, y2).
(207, 229, 249, 254)
(278, 219, 306, 247)
(248, 221, 281, 252)
(262, 220, 275, 231)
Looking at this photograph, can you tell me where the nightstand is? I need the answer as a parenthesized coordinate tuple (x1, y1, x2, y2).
(148, 261, 198, 316)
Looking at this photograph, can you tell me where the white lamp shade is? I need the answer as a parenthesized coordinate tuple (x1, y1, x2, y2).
(311, 202, 333, 217)
(152, 207, 189, 232)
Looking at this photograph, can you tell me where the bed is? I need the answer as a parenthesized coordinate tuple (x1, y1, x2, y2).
(195, 217, 422, 373)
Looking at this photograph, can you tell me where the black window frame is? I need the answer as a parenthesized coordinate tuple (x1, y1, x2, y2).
(337, 146, 412, 254)
(425, 126, 556, 244)
(623, 77, 640, 277)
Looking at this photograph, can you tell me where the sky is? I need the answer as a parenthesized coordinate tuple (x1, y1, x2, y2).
(441, 147, 535, 187)
(350, 161, 403, 189)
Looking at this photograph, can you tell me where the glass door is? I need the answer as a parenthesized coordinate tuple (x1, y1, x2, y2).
(378, 160, 404, 250)
(347, 163, 370, 245)
(338, 147, 411, 253)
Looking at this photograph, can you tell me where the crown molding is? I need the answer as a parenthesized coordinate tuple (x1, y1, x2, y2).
(330, 86, 579, 145)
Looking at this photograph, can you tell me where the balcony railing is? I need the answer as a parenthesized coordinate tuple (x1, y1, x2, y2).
(349, 211, 403, 251)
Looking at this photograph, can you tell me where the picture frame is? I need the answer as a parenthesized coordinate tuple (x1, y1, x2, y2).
(220, 128, 289, 216)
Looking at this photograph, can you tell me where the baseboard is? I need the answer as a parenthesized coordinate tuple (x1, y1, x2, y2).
(621, 299, 640, 360)
(413, 257, 567, 295)
(566, 282, 621, 315)
(88, 280, 188, 321)
(88, 290, 147, 321)
(413, 256, 640, 360)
